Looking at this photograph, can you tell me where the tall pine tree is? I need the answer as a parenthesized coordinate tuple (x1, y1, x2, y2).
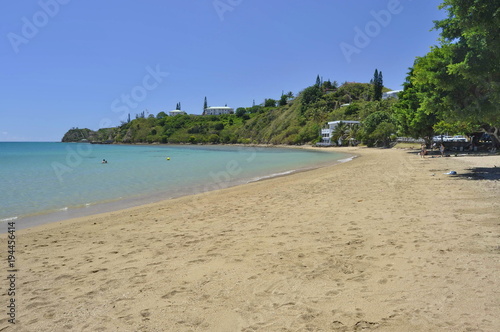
(203, 96, 207, 110)
(315, 75, 322, 87)
(373, 69, 383, 101)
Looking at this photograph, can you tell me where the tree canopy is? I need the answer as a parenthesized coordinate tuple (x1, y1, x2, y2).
(397, 0, 500, 146)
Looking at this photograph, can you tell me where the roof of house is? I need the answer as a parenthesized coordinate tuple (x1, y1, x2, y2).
(327, 120, 360, 125)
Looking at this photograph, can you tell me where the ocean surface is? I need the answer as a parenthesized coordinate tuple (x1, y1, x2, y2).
(0, 142, 350, 228)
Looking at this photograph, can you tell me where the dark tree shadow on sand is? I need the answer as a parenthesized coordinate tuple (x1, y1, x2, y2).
(402, 150, 500, 180)
(456, 166, 500, 181)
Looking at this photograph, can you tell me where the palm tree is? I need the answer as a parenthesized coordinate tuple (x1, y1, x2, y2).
(345, 124, 360, 146)
(332, 121, 349, 146)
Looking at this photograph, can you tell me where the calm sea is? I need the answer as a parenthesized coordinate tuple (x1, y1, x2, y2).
(0, 142, 350, 228)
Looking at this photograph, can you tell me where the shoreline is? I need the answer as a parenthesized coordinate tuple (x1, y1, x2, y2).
(1, 147, 498, 331)
(2, 146, 354, 233)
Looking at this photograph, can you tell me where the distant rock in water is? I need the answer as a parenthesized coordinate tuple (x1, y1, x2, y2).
(61, 128, 115, 143)
(61, 128, 93, 142)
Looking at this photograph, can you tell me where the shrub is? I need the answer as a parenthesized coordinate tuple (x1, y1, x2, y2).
(214, 122, 224, 131)
(208, 134, 220, 144)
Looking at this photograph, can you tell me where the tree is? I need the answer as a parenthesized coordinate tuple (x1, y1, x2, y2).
(264, 98, 277, 107)
(248, 105, 262, 114)
(214, 122, 224, 131)
(372, 69, 383, 101)
(323, 80, 337, 90)
(301, 85, 322, 105)
(393, 67, 440, 147)
(235, 107, 246, 117)
(378, 71, 383, 94)
(371, 122, 396, 148)
(361, 110, 395, 147)
(412, 0, 500, 147)
(279, 94, 288, 106)
(135, 110, 145, 119)
(331, 121, 349, 146)
(208, 134, 220, 144)
(157, 111, 167, 119)
(345, 124, 360, 146)
(204, 96, 208, 110)
(315, 75, 322, 87)
(433, 120, 477, 136)
(336, 82, 373, 103)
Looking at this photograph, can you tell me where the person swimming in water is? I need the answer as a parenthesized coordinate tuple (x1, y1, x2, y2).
(102, 159, 108, 164)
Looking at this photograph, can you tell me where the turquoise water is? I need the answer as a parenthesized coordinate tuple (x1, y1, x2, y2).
(0, 142, 350, 224)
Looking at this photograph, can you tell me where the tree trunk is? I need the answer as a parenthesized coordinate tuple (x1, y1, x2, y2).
(482, 125, 500, 149)
(424, 136, 433, 149)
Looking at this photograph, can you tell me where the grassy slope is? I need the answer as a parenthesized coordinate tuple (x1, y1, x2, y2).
(62, 83, 392, 145)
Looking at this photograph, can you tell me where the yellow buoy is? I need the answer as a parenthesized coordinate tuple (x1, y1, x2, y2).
(166, 157, 170, 160)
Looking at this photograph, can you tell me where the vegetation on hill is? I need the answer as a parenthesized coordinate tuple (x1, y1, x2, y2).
(63, 78, 398, 146)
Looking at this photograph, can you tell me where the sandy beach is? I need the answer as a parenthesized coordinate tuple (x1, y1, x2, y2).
(1, 147, 499, 332)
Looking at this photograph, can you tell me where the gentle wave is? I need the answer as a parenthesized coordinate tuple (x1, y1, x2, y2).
(337, 156, 357, 163)
(0, 216, 18, 222)
(247, 170, 296, 183)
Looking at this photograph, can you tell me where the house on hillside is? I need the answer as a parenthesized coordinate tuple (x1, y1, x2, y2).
(382, 90, 403, 100)
(318, 120, 360, 146)
(169, 110, 187, 116)
(203, 106, 234, 115)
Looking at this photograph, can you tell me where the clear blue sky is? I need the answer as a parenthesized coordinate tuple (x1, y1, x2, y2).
(1, 0, 447, 141)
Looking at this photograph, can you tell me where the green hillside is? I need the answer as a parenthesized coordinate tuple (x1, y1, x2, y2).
(62, 80, 398, 146)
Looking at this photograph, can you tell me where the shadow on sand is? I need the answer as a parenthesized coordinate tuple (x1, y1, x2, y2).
(401, 149, 500, 180)
(456, 166, 500, 181)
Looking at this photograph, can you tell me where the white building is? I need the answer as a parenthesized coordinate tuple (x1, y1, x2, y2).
(319, 120, 360, 146)
(169, 110, 187, 116)
(382, 90, 403, 100)
(203, 106, 234, 115)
